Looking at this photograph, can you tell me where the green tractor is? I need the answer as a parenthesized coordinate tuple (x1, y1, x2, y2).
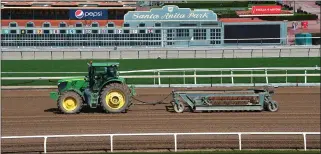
(49, 62, 136, 114)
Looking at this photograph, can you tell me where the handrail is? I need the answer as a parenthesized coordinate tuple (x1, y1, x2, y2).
(1, 74, 320, 80)
(2, 67, 320, 86)
(2, 132, 320, 153)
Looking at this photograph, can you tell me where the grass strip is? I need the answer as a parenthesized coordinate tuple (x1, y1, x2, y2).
(1, 57, 320, 86)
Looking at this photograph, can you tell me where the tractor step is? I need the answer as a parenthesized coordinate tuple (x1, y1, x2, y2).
(91, 103, 97, 108)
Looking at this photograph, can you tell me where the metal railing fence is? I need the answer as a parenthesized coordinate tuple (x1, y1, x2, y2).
(2, 46, 320, 60)
(2, 67, 320, 87)
(1, 132, 320, 153)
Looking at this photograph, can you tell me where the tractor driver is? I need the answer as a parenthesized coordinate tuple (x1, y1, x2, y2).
(105, 66, 116, 78)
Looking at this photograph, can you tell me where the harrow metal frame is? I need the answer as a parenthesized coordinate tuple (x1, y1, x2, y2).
(171, 87, 278, 113)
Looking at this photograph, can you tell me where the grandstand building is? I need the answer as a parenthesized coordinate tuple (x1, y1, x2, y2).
(1, 2, 288, 47)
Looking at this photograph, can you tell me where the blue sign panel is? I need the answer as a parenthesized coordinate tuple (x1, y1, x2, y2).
(124, 5, 217, 21)
(69, 9, 108, 20)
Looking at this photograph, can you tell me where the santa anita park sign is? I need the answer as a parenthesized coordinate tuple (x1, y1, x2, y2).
(124, 5, 218, 21)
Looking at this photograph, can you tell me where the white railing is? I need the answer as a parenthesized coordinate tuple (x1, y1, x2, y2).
(2, 67, 320, 87)
(1, 132, 320, 153)
(1, 45, 320, 60)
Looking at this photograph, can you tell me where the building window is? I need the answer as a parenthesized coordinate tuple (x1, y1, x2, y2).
(108, 30, 114, 33)
(43, 30, 50, 34)
(59, 22, 67, 34)
(26, 22, 34, 27)
(75, 23, 82, 27)
(210, 29, 221, 45)
(43, 22, 50, 34)
(139, 23, 145, 27)
(75, 23, 83, 34)
(59, 22, 67, 27)
(124, 23, 130, 27)
(177, 29, 189, 37)
(10, 30, 17, 34)
(91, 23, 99, 33)
(26, 22, 34, 34)
(92, 23, 99, 27)
(43, 23, 50, 27)
(108, 23, 114, 27)
(193, 29, 206, 40)
(155, 23, 161, 27)
(9, 22, 17, 27)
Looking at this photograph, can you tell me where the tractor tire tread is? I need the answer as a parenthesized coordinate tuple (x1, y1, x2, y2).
(100, 83, 132, 113)
(57, 91, 83, 114)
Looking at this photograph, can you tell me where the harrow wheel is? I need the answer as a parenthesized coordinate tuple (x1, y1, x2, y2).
(100, 83, 131, 113)
(266, 101, 279, 112)
(173, 101, 185, 113)
(58, 91, 83, 114)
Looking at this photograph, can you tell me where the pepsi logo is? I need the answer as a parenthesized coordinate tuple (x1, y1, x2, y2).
(75, 10, 84, 19)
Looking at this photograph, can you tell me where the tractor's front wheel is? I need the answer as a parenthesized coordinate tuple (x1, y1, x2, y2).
(100, 83, 131, 113)
(58, 91, 83, 114)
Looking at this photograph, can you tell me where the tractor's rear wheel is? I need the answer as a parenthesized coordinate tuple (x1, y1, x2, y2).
(58, 91, 83, 114)
(100, 83, 131, 113)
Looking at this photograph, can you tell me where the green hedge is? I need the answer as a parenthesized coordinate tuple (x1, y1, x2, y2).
(259, 14, 318, 21)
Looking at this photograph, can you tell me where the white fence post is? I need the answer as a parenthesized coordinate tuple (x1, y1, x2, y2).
(303, 133, 307, 151)
(153, 71, 156, 85)
(174, 134, 178, 152)
(265, 69, 269, 84)
(158, 71, 161, 85)
(304, 70, 307, 84)
(110, 135, 114, 152)
(251, 70, 253, 83)
(44, 136, 47, 153)
(183, 71, 185, 85)
(286, 70, 288, 83)
(238, 133, 242, 150)
(231, 70, 234, 84)
(194, 70, 197, 84)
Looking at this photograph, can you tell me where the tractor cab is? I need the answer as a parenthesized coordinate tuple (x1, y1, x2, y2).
(86, 62, 123, 91)
(88, 62, 119, 78)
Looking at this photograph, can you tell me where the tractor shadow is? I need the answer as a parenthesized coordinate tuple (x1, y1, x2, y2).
(44, 106, 107, 114)
(45, 105, 176, 114)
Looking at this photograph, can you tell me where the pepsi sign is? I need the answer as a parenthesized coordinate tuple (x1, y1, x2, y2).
(70, 9, 108, 20)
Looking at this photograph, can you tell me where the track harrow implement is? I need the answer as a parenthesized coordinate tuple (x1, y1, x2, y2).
(170, 87, 278, 113)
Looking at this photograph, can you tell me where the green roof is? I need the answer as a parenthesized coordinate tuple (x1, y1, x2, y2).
(90, 62, 119, 67)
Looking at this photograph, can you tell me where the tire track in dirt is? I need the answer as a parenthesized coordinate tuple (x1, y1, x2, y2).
(1, 87, 320, 153)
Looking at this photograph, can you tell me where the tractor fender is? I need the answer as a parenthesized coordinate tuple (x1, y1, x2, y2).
(99, 79, 124, 93)
(61, 89, 85, 101)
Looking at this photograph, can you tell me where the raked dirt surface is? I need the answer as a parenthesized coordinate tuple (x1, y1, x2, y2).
(1, 87, 320, 153)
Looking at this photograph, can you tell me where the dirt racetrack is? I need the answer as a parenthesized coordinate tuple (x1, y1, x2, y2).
(1, 87, 320, 153)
